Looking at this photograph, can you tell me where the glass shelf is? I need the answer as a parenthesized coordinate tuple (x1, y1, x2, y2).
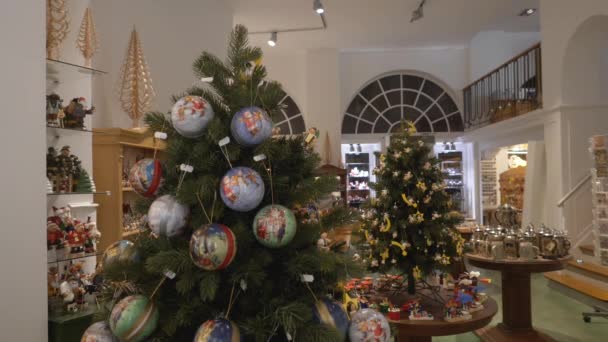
(46, 58, 107, 75)
(46, 125, 95, 134)
(47, 251, 101, 264)
(48, 191, 111, 196)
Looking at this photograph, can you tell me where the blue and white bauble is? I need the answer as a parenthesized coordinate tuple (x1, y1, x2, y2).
(171, 96, 215, 138)
(219, 167, 265, 212)
(193, 318, 242, 342)
(147, 195, 189, 237)
(312, 298, 350, 339)
(230, 106, 273, 146)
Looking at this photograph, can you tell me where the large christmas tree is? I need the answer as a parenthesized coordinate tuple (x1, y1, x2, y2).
(361, 123, 464, 294)
(97, 25, 357, 342)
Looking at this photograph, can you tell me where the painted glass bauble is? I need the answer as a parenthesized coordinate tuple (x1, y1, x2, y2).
(81, 321, 118, 342)
(190, 223, 237, 271)
(348, 308, 391, 342)
(171, 95, 215, 138)
(219, 167, 264, 212)
(128, 158, 163, 198)
(193, 318, 242, 342)
(109, 295, 159, 342)
(230, 106, 273, 146)
(147, 195, 189, 237)
(252, 204, 297, 248)
(312, 298, 350, 339)
(101, 240, 138, 268)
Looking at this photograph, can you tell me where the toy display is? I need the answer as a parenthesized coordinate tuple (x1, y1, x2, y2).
(219, 167, 265, 212)
(348, 308, 391, 342)
(46, 93, 65, 127)
(230, 106, 273, 146)
(252, 204, 297, 248)
(47, 208, 100, 257)
(193, 318, 241, 342)
(312, 298, 350, 338)
(123, 203, 145, 233)
(81, 321, 119, 342)
(109, 295, 159, 342)
(170, 95, 214, 138)
(128, 158, 164, 197)
(64, 97, 95, 129)
(189, 223, 237, 271)
(47, 146, 85, 193)
(147, 195, 190, 237)
(49, 261, 97, 313)
(402, 299, 434, 320)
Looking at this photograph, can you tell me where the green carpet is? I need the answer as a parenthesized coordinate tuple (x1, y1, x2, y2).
(432, 268, 608, 342)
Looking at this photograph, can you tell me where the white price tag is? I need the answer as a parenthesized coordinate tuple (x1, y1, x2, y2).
(300, 274, 314, 283)
(200, 77, 214, 83)
(240, 279, 247, 291)
(285, 332, 292, 341)
(179, 164, 194, 173)
(258, 80, 265, 87)
(154, 132, 167, 140)
(219, 137, 230, 147)
(163, 270, 176, 279)
(253, 154, 267, 162)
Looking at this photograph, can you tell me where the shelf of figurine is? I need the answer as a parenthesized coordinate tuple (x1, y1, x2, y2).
(348, 166, 370, 178)
(402, 299, 434, 320)
(122, 203, 146, 235)
(46, 93, 95, 130)
(348, 180, 370, 190)
(47, 145, 98, 194)
(47, 206, 101, 263)
(469, 223, 571, 261)
(48, 261, 100, 315)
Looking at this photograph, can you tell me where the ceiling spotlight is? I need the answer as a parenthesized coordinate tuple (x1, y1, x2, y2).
(410, 0, 426, 23)
(357, 144, 362, 153)
(267, 31, 277, 47)
(519, 8, 536, 16)
(349, 144, 355, 152)
(314, 0, 325, 14)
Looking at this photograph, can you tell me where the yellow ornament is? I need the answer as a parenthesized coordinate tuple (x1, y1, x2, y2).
(406, 121, 417, 134)
(391, 241, 408, 256)
(401, 194, 418, 208)
(364, 230, 376, 245)
(416, 181, 427, 192)
(380, 248, 390, 262)
(412, 266, 422, 280)
(380, 215, 391, 232)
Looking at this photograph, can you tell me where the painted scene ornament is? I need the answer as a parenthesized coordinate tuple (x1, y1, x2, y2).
(253, 204, 297, 248)
(147, 195, 189, 237)
(128, 158, 163, 197)
(171, 95, 215, 138)
(219, 167, 265, 212)
(190, 223, 237, 271)
(312, 298, 350, 339)
(109, 295, 159, 342)
(101, 240, 138, 269)
(230, 106, 273, 146)
(193, 318, 242, 342)
(81, 321, 118, 342)
(348, 308, 391, 342)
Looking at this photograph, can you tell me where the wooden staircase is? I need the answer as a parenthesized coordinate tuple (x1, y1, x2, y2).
(544, 246, 608, 321)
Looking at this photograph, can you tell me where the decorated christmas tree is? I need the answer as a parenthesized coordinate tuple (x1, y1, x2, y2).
(76, 169, 94, 193)
(91, 25, 358, 342)
(361, 123, 464, 294)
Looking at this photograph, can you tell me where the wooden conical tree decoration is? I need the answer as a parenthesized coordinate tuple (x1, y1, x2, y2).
(46, 0, 70, 59)
(117, 28, 155, 128)
(76, 7, 99, 67)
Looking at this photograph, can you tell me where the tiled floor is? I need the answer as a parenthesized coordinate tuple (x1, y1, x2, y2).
(433, 268, 608, 342)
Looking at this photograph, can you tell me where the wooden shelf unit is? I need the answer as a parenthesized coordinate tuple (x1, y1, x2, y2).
(93, 128, 165, 251)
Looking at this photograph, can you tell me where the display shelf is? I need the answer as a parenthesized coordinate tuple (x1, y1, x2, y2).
(67, 202, 99, 209)
(123, 229, 145, 237)
(48, 191, 110, 196)
(345, 162, 369, 165)
(122, 187, 134, 192)
(48, 251, 101, 264)
(46, 126, 95, 134)
(348, 188, 370, 191)
(46, 58, 107, 75)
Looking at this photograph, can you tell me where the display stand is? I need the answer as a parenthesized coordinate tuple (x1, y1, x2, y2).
(387, 294, 497, 342)
(466, 254, 571, 341)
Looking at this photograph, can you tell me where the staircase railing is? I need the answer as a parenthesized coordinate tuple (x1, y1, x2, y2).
(557, 173, 593, 251)
(463, 43, 542, 130)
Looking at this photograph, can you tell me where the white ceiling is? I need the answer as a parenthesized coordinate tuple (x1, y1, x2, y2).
(228, 0, 540, 50)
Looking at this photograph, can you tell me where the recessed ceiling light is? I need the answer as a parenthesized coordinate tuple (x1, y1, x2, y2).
(314, 0, 325, 14)
(267, 31, 277, 47)
(519, 8, 536, 16)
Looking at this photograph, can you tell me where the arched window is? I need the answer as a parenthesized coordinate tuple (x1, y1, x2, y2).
(273, 90, 306, 135)
(342, 73, 463, 134)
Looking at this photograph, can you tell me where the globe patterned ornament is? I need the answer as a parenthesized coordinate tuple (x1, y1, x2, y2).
(101, 240, 138, 269)
(312, 298, 350, 339)
(219, 167, 265, 212)
(147, 195, 189, 237)
(81, 321, 118, 342)
(348, 308, 391, 342)
(190, 223, 237, 271)
(193, 318, 241, 342)
(109, 295, 159, 342)
(252, 204, 297, 248)
(230, 106, 273, 146)
(171, 95, 215, 138)
(128, 158, 163, 197)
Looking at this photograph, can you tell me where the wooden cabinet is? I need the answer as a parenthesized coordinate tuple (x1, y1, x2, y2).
(93, 128, 165, 251)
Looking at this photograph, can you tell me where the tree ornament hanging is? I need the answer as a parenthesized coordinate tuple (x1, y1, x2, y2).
(81, 321, 118, 342)
(46, 0, 69, 59)
(76, 7, 99, 67)
(170, 96, 215, 138)
(117, 28, 155, 128)
(190, 223, 237, 271)
(219, 167, 265, 212)
(253, 204, 297, 248)
(109, 295, 159, 342)
(230, 106, 273, 147)
(128, 158, 163, 197)
(147, 195, 189, 237)
(193, 318, 241, 341)
(312, 298, 350, 339)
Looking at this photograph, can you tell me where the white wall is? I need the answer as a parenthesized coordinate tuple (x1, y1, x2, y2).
(91, 0, 234, 128)
(468, 31, 540, 82)
(0, 0, 47, 341)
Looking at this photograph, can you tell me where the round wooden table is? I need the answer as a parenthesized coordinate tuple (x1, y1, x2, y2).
(465, 254, 571, 341)
(387, 297, 498, 342)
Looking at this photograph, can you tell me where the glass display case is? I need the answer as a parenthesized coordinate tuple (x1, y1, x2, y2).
(341, 143, 381, 208)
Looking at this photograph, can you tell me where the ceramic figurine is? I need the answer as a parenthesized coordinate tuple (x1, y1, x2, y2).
(64, 97, 95, 129)
(317, 232, 332, 252)
(46, 93, 64, 127)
